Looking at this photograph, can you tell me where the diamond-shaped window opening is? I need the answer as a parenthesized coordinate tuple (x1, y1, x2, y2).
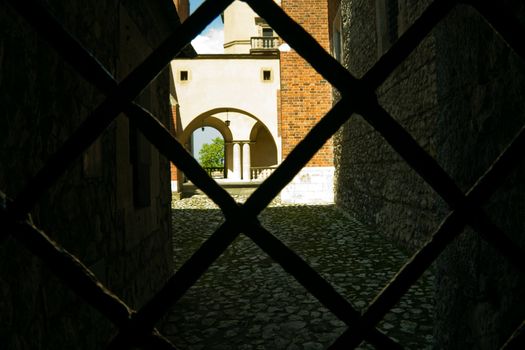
(2, 0, 524, 349)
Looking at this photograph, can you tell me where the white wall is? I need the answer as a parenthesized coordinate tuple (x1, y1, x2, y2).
(171, 56, 281, 160)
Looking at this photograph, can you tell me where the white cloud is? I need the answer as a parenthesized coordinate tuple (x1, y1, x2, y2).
(191, 28, 224, 54)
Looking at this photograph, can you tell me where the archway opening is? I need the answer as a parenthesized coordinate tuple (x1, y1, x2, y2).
(191, 126, 226, 179)
(249, 122, 278, 181)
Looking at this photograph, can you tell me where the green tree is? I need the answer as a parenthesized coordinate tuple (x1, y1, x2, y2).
(198, 137, 224, 168)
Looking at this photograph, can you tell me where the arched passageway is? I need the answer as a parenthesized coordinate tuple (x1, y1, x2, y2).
(191, 126, 226, 178)
(178, 108, 279, 183)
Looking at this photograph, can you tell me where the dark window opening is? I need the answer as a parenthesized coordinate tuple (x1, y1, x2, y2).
(262, 27, 274, 37)
(180, 70, 188, 81)
(263, 70, 272, 81)
(386, 0, 399, 43)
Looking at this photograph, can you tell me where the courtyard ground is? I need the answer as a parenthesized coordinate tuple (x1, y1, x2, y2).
(162, 195, 435, 349)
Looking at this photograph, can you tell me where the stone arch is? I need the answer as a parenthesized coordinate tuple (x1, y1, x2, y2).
(179, 108, 279, 181)
(180, 112, 233, 148)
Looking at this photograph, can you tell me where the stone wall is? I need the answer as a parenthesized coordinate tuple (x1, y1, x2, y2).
(0, 1, 181, 348)
(433, 3, 525, 348)
(335, 0, 442, 251)
(335, 0, 525, 348)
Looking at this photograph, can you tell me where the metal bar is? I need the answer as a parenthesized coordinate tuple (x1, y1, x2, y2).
(244, 223, 402, 349)
(7, 0, 234, 217)
(330, 125, 525, 348)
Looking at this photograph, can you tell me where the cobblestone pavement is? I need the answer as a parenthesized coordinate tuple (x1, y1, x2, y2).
(162, 195, 435, 349)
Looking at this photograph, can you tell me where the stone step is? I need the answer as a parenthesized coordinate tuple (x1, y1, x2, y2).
(180, 181, 261, 198)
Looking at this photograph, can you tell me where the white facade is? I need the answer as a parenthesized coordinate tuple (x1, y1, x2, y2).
(171, 57, 281, 149)
(170, 0, 334, 204)
(171, 55, 281, 182)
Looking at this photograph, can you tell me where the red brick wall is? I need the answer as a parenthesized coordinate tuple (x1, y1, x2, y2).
(280, 0, 333, 167)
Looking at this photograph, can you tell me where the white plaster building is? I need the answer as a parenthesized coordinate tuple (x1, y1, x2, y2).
(170, 0, 335, 204)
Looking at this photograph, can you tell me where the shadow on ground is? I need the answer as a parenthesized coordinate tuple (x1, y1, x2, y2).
(161, 196, 434, 350)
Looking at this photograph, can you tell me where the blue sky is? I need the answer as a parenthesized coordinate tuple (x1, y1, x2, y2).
(189, 0, 223, 30)
(189, 0, 225, 54)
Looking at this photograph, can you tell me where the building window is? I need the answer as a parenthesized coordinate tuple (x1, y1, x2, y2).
(332, 5, 343, 62)
(262, 69, 272, 82)
(262, 27, 274, 37)
(179, 70, 189, 81)
(376, 0, 404, 56)
(386, 0, 399, 43)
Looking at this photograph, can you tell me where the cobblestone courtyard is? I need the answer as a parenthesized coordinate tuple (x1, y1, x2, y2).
(162, 195, 435, 349)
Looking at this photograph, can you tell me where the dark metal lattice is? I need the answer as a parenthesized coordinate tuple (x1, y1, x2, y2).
(1, 0, 524, 348)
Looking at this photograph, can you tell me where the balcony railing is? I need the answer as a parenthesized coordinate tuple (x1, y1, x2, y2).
(250, 36, 280, 51)
(251, 166, 277, 181)
(203, 167, 226, 179)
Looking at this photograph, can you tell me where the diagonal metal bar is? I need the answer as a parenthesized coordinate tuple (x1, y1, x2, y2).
(244, 223, 402, 349)
(330, 125, 525, 349)
(7, 0, 234, 217)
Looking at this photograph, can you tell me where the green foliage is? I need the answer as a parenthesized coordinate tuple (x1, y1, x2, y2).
(198, 137, 224, 167)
